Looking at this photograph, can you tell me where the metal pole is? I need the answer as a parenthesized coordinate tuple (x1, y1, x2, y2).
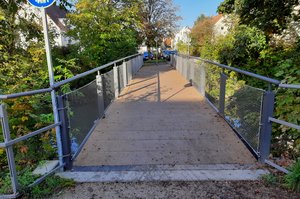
(219, 72, 228, 116)
(113, 63, 119, 98)
(199, 62, 206, 97)
(0, 105, 19, 194)
(258, 89, 275, 162)
(42, 8, 63, 167)
(56, 96, 72, 170)
(157, 72, 161, 102)
(122, 61, 127, 86)
(156, 41, 158, 65)
(96, 73, 105, 118)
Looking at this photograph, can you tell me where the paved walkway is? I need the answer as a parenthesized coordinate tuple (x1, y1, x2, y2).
(74, 64, 255, 166)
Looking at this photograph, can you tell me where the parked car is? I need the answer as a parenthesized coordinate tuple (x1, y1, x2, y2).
(143, 51, 154, 61)
(162, 50, 177, 61)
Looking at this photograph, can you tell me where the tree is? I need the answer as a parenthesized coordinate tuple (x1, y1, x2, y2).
(0, 0, 78, 182)
(67, 0, 141, 67)
(140, 0, 180, 50)
(194, 13, 206, 25)
(190, 15, 215, 56)
(218, 0, 299, 36)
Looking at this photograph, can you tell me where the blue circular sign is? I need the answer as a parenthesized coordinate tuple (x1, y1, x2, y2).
(28, 0, 56, 8)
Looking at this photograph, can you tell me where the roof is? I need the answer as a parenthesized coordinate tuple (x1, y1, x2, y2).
(46, 5, 68, 31)
(211, 14, 223, 25)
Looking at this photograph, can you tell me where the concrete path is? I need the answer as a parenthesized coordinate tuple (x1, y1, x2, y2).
(74, 64, 255, 167)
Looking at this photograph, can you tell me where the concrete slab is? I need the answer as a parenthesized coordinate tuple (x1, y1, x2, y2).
(33, 160, 59, 175)
(74, 64, 256, 167)
(57, 169, 268, 182)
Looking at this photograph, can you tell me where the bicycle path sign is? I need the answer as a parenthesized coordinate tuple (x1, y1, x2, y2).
(28, 0, 56, 8)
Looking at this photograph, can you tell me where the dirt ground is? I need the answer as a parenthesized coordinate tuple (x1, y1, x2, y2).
(48, 181, 299, 199)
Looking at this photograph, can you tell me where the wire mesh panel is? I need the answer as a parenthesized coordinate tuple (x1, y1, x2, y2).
(179, 56, 183, 75)
(132, 57, 138, 74)
(126, 60, 133, 82)
(187, 59, 194, 81)
(224, 78, 264, 151)
(102, 70, 115, 110)
(64, 80, 100, 155)
(182, 57, 188, 78)
(205, 63, 221, 109)
(193, 61, 205, 96)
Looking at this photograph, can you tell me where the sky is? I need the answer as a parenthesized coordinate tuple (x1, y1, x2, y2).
(174, 0, 224, 28)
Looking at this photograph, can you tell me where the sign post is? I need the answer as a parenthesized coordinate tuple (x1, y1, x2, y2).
(27, 0, 63, 168)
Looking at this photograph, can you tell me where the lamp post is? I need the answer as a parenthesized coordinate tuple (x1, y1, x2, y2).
(154, 37, 159, 65)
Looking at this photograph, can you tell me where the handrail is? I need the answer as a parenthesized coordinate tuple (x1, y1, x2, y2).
(0, 54, 297, 100)
(53, 53, 141, 88)
(0, 54, 141, 100)
(188, 55, 281, 85)
(0, 123, 61, 148)
(0, 88, 52, 100)
(279, 83, 300, 89)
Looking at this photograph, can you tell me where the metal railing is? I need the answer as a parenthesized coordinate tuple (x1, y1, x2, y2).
(171, 54, 300, 169)
(0, 53, 143, 198)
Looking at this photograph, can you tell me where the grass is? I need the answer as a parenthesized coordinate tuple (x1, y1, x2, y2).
(262, 173, 278, 185)
(261, 160, 300, 193)
(0, 169, 75, 198)
(21, 176, 75, 199)
(285, 160, 300, 191)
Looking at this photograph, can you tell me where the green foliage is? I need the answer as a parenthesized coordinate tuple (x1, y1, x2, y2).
(262, 173, 278, 185)
(195, 4, 300, 158)
(217, 0, 299, 36)
(23, 176, 75, 198)
(67, 0, 141, 68)
(285, 161, 300, 191)
(176, 40, 189, 54)
(216, 25, 267, 67)
(0, 1, 79, 179)
(191, 15, 215, 57)
(0, 169, 75, 198)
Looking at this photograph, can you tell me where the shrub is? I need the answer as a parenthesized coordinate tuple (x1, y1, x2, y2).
(285, 160, 300, 191)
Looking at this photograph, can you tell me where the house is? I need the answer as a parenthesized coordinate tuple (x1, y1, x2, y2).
(162, 38, 173, 49)
(18, 3, 74, 47)
(173, 26, 191, 49)
(45, 4, 73, 47)
(213, 14, 230, 36)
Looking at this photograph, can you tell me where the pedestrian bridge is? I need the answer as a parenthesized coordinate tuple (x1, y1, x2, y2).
(74, 64, 254, 167)
(1, 54, 299, 198)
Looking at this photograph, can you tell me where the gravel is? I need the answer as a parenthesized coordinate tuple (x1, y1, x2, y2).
(48, 181, 300, 199)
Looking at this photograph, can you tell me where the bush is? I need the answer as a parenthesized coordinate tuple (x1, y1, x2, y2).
(285, 160, 300, 191)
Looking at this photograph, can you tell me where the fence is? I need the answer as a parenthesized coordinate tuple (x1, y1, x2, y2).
(171, 54, 300, 170)
(0, 54, 143, 198)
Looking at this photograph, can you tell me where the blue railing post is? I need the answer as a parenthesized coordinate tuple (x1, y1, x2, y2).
(56, 95, 72, 170)
(258, 89, 275, 162)
(0, 104, 19, 194)
(219, 72, 228, 116)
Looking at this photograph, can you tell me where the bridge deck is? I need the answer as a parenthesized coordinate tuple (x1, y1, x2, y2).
(74, 64, 255, 166)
